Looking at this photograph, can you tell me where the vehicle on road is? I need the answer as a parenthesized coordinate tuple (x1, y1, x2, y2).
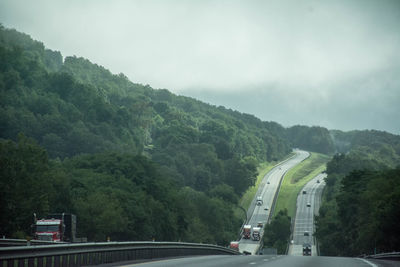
(229, 241, 239, 251)
(302, 190, 307, 194)
(267, 181, 270, 184)
(257, 222, 263, 228)
(304, 231, 309, 236)
(33, 213, 86, 242)
(317, 179, 320, 183)
(252, 227, 261, 241)
(256, 196, 263, 206)
(306, 202, 311, 207)
(303, 243, 312, 256)
(243, 225, 252, 239)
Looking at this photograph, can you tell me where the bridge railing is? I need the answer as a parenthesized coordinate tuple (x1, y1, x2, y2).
(0, 241, 241, 267)
(0, 238, 68, 247)
(364, 252, 400, 261)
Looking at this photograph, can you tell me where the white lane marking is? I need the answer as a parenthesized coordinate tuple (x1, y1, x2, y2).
(249, 262, 256, 265)
(263, 259, 269, 262)
(358, 258, 378, 267)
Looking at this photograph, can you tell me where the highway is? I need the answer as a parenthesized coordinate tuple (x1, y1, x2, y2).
(288, 172, 326, 256)
(121, 254, 386, 267)
(239, 150, 310, 254)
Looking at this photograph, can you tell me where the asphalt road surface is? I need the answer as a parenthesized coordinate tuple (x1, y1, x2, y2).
(119, 254, 390, 267)
(239, 150, 310, 254)
(288, 173, 326, 256)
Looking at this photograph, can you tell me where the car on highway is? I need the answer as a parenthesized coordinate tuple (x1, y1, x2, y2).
(317, 179, 320, 183)
(302, 190, 307, 194)
(304, 231, 309, 236)
(267, 181, 270, 184)
(306, 202, 311, 207)
(257, 222, 263, 228)
(256, 196, 263, 206)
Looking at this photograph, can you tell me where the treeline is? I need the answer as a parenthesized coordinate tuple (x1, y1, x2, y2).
(263, 209, 291, 254)
(315, 140, 400, 255)
(0, 135, 242, 243)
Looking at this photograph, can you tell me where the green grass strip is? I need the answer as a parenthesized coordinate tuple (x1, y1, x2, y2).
(273, 152, 331, 219)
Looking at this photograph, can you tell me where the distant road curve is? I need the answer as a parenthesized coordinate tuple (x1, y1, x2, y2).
(239, 149, 310, 254)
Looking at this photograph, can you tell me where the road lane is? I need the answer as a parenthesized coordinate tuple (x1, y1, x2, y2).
(239, 150, 310, 254)
(289, 173, 326, 256)
(121, 254, 382, 267)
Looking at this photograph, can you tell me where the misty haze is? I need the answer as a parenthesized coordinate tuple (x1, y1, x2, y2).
(0, 1, 399, 267)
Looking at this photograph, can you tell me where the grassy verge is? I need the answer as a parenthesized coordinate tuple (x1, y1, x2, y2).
(235, 153, 295, 221)
(273, 152, 331, 219)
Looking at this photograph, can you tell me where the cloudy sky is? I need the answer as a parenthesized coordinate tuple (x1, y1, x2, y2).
(1, 0, 400, 134)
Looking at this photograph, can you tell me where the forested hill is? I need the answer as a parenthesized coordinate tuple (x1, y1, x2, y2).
(1, 25, 400, 244)
(0, 24, 294, 243)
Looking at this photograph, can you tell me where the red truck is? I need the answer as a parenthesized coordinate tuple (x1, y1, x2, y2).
(33, 213, 86, 242)
(229, 241, 239, 251)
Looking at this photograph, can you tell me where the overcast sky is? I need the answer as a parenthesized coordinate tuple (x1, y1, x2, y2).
(1, 0, 400, 134)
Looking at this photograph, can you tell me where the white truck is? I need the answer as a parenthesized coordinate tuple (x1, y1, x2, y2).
(243, 225, 252, 239)
(252, 227, 261, 241)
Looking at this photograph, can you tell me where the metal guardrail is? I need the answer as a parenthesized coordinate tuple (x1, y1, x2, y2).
(0, 241, 241, 267)
(0, 238, 67, 247)
(364, 252, 400, 261)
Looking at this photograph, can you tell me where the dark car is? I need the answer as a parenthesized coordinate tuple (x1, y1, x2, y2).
(303, 243, 312, 256)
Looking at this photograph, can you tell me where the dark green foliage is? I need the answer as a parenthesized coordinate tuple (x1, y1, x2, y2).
(316, 168, 400, 256)
(330, 130, 400, 167)
(224, 156, 258, 195)
(0, 139, 240, 244)
(316, 137, 400, 256)
(263, 209, 291, 254)
(0, 135, 51, 237)
(287, 125, 335, 154)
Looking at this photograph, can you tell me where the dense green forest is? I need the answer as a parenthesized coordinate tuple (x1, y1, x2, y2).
(1, 25, 400, 249)
(0, 25, 290, 244)
(263, 209, 291, 254)
(315, 135, 400, 256)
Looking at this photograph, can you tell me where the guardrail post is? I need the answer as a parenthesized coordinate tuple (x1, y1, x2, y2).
(54, 255, 61, 267)
(76, 254, 81, 267)
(45, 256, 52, 267)
(62, 255, 67, 267)
(82, 253, 87, 266)
(37, 257, 44, 267)
(28, 257, 34, 267)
